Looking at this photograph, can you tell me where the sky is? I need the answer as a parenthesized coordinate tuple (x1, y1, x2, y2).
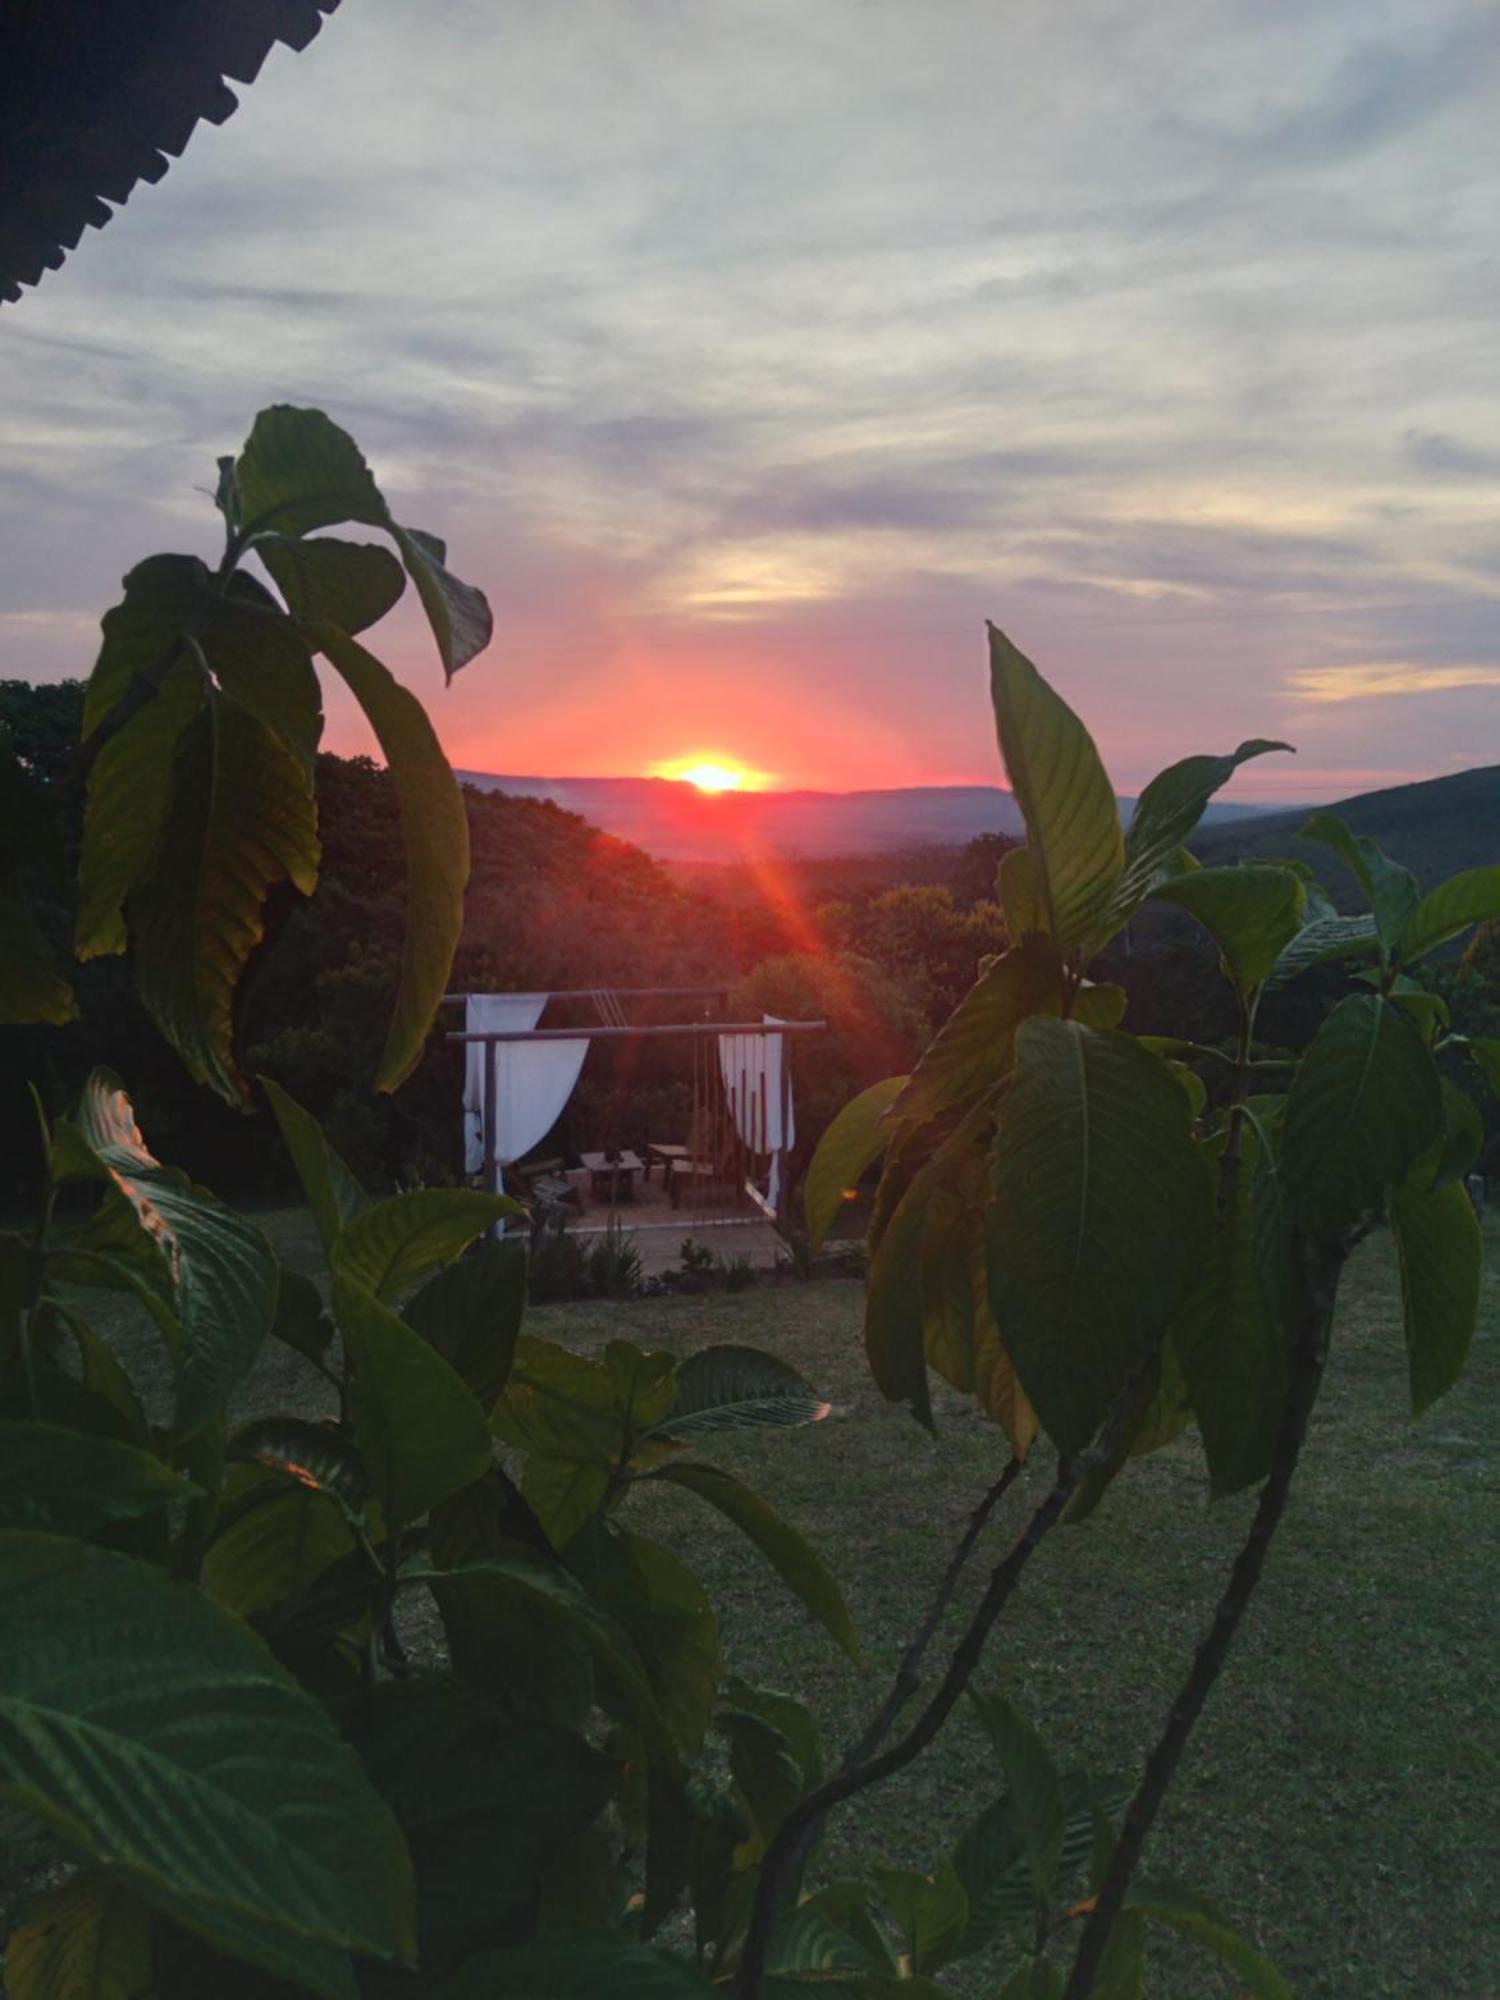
(4, 0, 1500, 799)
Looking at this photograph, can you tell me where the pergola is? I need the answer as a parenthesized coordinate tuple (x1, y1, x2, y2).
(445, 987, 826, 1232)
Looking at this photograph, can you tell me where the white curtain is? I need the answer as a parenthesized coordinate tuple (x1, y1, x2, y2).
(717, 1015, 796, 1210)
(463, 994, 589, 1183)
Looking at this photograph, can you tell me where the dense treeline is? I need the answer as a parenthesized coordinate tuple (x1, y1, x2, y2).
(8, 679, 1494, 1201)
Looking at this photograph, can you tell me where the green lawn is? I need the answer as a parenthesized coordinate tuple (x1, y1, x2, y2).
(35, 1209, 1500, 1995)
(518, 1222, 1500, 1999)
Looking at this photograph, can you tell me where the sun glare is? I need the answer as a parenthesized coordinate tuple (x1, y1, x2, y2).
(653, 756, 762, 793)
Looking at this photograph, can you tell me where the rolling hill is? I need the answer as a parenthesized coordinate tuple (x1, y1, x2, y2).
(1192, 762, 1500, 895)
(456, 771, 1269, 862)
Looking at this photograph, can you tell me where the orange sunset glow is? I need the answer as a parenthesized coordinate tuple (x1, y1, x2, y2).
(652, 755, 767, 793)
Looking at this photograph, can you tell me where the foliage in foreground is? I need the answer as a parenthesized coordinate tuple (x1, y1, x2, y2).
(3, 410, 1498, 1996)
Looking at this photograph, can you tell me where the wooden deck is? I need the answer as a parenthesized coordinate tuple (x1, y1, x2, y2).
(557, 1163, 786, 1275)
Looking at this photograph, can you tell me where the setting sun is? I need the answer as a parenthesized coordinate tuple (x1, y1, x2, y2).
(652, 755, 764, 793)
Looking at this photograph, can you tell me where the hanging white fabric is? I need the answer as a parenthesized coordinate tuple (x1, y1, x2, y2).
(717, 1015, 796, 1210)
(462, 994, 589, 1182)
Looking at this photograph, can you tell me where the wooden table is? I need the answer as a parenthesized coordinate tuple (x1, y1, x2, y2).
(580, 1150, 643, 1203)
(646, 1143, 691, 1202)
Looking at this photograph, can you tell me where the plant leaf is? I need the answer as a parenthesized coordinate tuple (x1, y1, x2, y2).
(1269, 913, 1379, 985)
(198, 593, 324, 779)
(228, 1416, 370, 1512)
(310, 626, 469, 1092)
(648, 1459, 859, 1663)
(261, 1076, 369, 1255)
(0, 1423, 193, 1537)
(967, 1691, 1066, 1903)
(1152, 865, 1306, 997)
(1112, 739, 1293, 920)
(874, 1861, 970, 1975)
(987, 625, 1122, 956)
(233, 406, 388, 539)
(403, 1238, 528, 1411)
(987, 1021, 1213, 1456)
(5, 1870, 153, 2000)
(647, 1344, 832, 1440)
(392, 524, 495, 681)
(998, 844, 1049, 938)
(437, 1932, 716, 1996)
(1281, 995, 1443, 1234)
(1390, 1171, 1482, 1417)
(894, 935, 1062, 1123)
(203, 1479, 358, 1619)
(333, 1188, 517, 1303)
(257, 534, 406, 634)
(0, 1531, 414, 1992)
(568, 1522, 720, 1756)
(0, 878, 77, 1025)
(1300, 812, 1419, 953)
(76, 650, 205, 959)
(69, 1072, 279, 1435)
(803, 1075, 907, 1249)
(1127, 1881, 1292, 1999)
(127, 689, 319, 1103)
(332, 1275, 493, 1528)
(1397, 864, 1500, 967)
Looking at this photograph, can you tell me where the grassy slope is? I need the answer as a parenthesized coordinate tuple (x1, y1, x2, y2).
(532, 1224, 1500, 1999)
(41, 1209, 1498, 1996)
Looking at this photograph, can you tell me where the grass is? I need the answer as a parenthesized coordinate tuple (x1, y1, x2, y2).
(28, 1208, 1500, 1995)
(525, 1220, 1500, 1998)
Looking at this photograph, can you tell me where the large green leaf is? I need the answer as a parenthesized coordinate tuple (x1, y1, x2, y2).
(198, 593, 324, 778)
(353, 1680, 616, 1974)
(1127, 1881, 1292, 1999)
(967, 1692, 1066, 1903)
(894, 935, 1061, 1123)
(646, 1344, 832, 1440)
(332, 1276, 492, 1527)
(79, 553, 211, 739)
(920, 1180, 1039, 1456)
(261, 1076, 369, 1255)
(310, 626, 469, 1092)
(404, 1238, 528, 1411)
(233, 406, 387, 539)
(392, 525, 495, 681)
(0, 879, 76, 1025)
(1111, 740, 1292, 918)
(1397, 865, 1500, 967)
(69, 1072, 279, 1435)
(569, 1522, 720, 1755)
(0, 1532, 414, 1993)
(998, 844, 1049, 938)
(1168, 1123, 1285, 1497)
(987, 1022, 1212, 1456)
(647, 1459, 859, 1662)
(257, 533, 406, 635)
(0, 1423, 193, 1537)
(416, 1552, 670, 1762)
(76, 652, 204, 959)
(951, 1768, 1117, 1957)
(127, 689, 319, 1103)
(874, 1861, 969, 1975)
(228, 1417, 370, 1513)
(1301, 812, 1419, 953)
(1281, 995, 1443, 1234)
(1152, 865, 1306, 998)
(437, 1933, 716, 1997)
(865, 1141, 947, 1428)
(1390, 1171, 1482, 1417)
(203, 1480, 358, 1619)
(5, 1871, 153, 2000)
(803, 1075, 907, 1249)
(1269, 913, 1379, 985)
(987, 626, 1122, 955)
(333, 1188, 517, 1303)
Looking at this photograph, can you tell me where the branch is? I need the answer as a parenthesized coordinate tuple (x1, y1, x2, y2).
(1062, 1236, 1345, 1997)
(840, 1452, 1023, 1775)
(734, 1373, 1159, 1999)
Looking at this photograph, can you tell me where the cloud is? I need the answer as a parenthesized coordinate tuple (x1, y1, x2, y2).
(1286, 661, 1500, 702)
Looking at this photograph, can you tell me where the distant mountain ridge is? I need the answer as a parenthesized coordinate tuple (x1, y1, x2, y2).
(455, 771, 1274, 862)
(1192, 761, 1500, 892)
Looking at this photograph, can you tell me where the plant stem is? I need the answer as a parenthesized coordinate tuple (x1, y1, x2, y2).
(734, 1375, 1158, 1999)
(839, 1453, 1023, 1775)
(1062, 1239, 1343, 1998)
